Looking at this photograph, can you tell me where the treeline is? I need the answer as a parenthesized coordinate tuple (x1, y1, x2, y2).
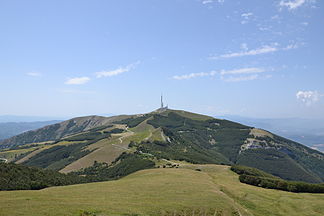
(0, 152, 155, 191)
(0, 162, 86, 191)
(63, 128, 125, 142)
(231, 165, 324, 193)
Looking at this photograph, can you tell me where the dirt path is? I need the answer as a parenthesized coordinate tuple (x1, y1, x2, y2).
(60, 130, 135, 173)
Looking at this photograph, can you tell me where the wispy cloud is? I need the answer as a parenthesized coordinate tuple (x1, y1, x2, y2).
(65, 77, 90, 85)
(296, 90, 323, 106)
(279, 0, 308, 10)
(220, 68, 265, 75)
(95, 62, 140, 78)
(26, 72, 42, 77)
(210, 43, 298, 59)
(172, 67, 268, 82)
(201, 0, 224, 4)
(214, 45, 278, 59)
(172, 71, 217, 80)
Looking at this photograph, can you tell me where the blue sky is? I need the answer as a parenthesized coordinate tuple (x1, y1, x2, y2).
(0, 0, 323, 119)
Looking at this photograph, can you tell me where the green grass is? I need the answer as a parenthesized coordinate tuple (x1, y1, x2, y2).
(0, 165, 323, 216)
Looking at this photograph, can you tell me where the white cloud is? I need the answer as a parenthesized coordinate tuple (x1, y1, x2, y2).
(172, 67, 267, 82)
(210, 43, 299, 59)
(217, 45, 278, 59)
(95, 62, 139, 78)
(296, 90, 322, 106)
(26, 72, 42, 77)
(279, 0, 308, 10)
(241, 12, 253, 18)
(65, 77, 90, 85)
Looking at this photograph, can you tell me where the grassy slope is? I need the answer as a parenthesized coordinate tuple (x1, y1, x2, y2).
(0, 165, 323, 216)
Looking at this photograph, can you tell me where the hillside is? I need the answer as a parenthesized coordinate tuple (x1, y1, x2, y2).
(0, 109, 324, 183)
(0, 121, 60, 141)
(0, 115, 130, 149)
(0, 165, 323, 216)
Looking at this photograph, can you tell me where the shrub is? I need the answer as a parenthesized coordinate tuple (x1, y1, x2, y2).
(234, 166, 324, 193)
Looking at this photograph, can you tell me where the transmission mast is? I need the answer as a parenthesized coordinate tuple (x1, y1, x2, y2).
(161, 94, 164, 109)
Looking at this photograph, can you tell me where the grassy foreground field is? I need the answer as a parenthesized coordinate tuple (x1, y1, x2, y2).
(0, 165, 323, 216)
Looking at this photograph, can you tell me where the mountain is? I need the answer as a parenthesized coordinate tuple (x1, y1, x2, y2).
(0, 121, 61, 141)
(0, 109, 323, 183)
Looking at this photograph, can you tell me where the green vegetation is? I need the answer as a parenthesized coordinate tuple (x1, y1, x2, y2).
(114, 114, 153, 128)
(236, 148, 322, 183)
(21, 125, 126, 171)
(1, 152, 155, 191)
(76, 153, 155, 181)
(62, 132, 110, 142)
(0, 163, 85, 191)
(0, 165, 324, 215)
(230, 165, 278, 179)
(0, 123, 61, 149)
(140, 112, 251, 164)
(231, 165, 324, 193)
(22, 142, 93, 171)
(63, 128, 124, 142)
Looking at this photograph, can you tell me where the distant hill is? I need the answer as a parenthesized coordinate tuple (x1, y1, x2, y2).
(0, 121, 61, 141)
(0, 109, 323, 183)
(0, 115, 65, 123)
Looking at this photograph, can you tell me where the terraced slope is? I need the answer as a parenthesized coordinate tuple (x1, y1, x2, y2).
(0, 165, 323, 216)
